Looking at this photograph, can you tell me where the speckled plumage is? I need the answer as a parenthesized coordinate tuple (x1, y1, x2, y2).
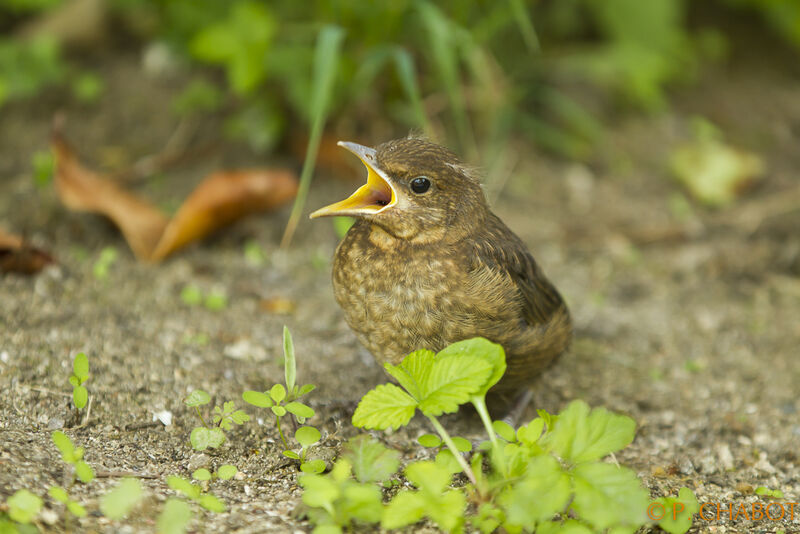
(322, 137, 572, 394)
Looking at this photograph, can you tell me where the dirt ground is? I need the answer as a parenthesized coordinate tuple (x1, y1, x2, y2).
(2, 43, 799, 533)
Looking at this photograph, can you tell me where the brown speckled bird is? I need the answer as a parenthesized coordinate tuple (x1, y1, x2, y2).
(311, 137, 571, 400)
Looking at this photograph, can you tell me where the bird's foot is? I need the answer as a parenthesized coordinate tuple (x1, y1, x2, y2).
(501, 387, 534, 428)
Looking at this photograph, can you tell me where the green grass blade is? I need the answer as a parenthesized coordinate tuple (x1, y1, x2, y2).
(281, 25, 345, 248)
(417, 1, 473, 154)
(509, 0, 541, 54)
(391, 48, 435, 139)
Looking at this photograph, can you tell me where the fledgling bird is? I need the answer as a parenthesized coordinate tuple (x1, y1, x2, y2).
(311, 137, 571, 403)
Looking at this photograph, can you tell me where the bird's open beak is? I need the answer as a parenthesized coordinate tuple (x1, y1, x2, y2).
(309, 141, 397, 219)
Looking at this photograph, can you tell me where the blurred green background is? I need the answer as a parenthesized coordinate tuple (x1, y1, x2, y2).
(1, 0, 799, 167)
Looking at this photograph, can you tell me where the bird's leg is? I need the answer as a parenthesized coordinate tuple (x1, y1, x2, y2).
(502, 387, 534, 428)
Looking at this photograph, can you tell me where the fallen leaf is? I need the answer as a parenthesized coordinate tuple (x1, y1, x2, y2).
(53, 131, 298, 262)
(0, 229, 55, 274)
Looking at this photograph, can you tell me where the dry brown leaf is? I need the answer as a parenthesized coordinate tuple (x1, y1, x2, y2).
(0, 229, 55, 274)
(53, 132, 298, 262)
(259, 297, 296, 315)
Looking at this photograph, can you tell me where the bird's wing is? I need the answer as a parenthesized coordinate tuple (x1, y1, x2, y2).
(470, 218, 566, 327)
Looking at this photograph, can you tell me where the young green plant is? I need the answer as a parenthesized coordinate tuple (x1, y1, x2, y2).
(184, 390, 250, 451)
(243, 326, 317, 461)
(69, 352, 89, 411)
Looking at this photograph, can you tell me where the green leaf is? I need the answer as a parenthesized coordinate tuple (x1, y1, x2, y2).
(192, 468, 212, 481)
(656, 487, 699, 534)
(75, 460, 94, 483)
(493, 420, 516, 442)
(499, 455, 571, 527)
(295, 426, 321, 447)
(341, 483, 383, 523)
(570, 462, 650, 531)
(283, 326, 296, 393)
(382, 491, 427, 530)
(543, 400, 636, 464)
(537, 520, 594, 534)
(417, 434, 442, 448)
(217, 465, 238, 480)
(243, 390, 272, 408)
(180, 285, 203, 306)
(190, 427, 225, 450)
(66, 500, 87, 517)
(384, 349, 435, 400)
(51, 431, 74, 459)
(418, 354, 493, 416)
(271, 405, 287, 417)
(283, 450, 300, 459)
(270, 383, 286, 403)
(451, 436, 473, 453)
(300, 459, 327, 474)
(167, 476, 200, 500)
(100, 478, 142, 519)
(73, 385, 88, 410)
(342, 435, 400, 483)
(229, 410, 250, 425)
(199, 494, 226, 513)
(404, 461, 452, 495)
(517, 418, 545, 445)
(72, 352, 89, 382)
(203, 293, 227, 311)
(299, 472, 341, 510)
(7, 489, 43, 524)
(297, 384, 316, 396)
(48, 486, 69, 503)
(285, 401, 315, 419)
(68, 375, 80, 387)
(437, 337, 506, 398)
(184, 390, 211, 408)
(352, 383, 417, 430)
(157, 498, 192, 534)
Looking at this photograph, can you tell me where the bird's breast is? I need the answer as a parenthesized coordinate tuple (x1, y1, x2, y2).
(332, 224, 468, 364)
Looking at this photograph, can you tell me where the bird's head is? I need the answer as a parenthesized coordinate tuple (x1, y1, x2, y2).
(310, 137, 488, 244)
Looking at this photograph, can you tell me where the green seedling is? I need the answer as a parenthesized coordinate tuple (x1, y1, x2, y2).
(653, 487, 699, 534)
(243, 239, 266, 266)
(283, 426, 325, 474)
(99, 478, 143, 520)
(192, 464, 238, 482)
(166, 475, 226, 513)
(4, 489, 43, 525)
(48, 486, 86, 518)
(92, 246, 118, 280)
(157, 498, 193, 534)
(243, 326, 316, 452)
(68, 352, 89, 411)
(755, 486, 784, 499)
(52, 431, 95, 483)
(180, 285, 228, 311)
(71, 72, 104, 103)
(184, 390, 250, 451)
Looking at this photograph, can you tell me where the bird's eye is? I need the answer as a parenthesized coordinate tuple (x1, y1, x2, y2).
(410, 176, 431, 194)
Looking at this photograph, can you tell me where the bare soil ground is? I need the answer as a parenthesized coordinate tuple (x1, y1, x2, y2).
(1, 47, 799, 532)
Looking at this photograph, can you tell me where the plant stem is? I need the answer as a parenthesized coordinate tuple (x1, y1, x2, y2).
(275, 415, 289, 449)
(472, 396, 506, 477)
(427, 415, 478, 487)
(195, 407, 208, 428)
